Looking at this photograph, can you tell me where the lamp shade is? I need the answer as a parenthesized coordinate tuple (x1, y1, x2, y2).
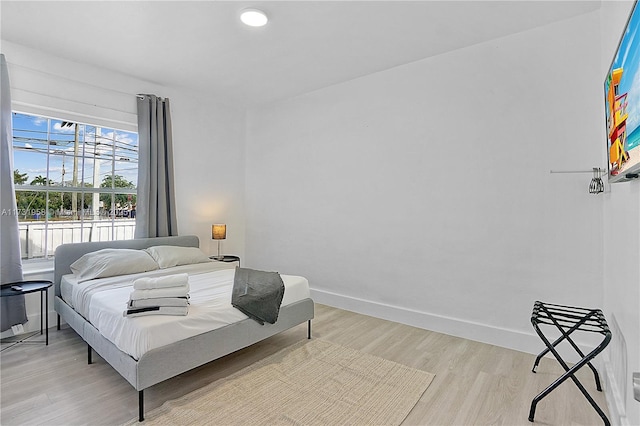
(212, 224, 227, 240)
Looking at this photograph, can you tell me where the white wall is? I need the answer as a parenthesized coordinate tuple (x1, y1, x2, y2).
(245, 11, 605, 355)
(600, 2, 640, 425)
(169, 88, 246, 259)
(1, 40, 246, 334)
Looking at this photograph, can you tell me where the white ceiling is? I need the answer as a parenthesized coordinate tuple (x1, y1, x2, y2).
(1, 1, 600, 107)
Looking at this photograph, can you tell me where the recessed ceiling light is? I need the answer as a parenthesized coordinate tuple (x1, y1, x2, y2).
(240, 9, 268, 27)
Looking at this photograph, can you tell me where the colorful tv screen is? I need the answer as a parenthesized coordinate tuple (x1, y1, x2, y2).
(605, 1, 640, 182)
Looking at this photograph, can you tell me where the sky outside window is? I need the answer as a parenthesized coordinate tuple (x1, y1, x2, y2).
(12, 112, 138, 189)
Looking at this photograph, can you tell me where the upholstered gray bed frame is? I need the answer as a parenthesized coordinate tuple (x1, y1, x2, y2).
(53, 235, 314, 422)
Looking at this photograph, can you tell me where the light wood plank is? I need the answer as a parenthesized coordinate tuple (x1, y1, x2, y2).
(0, 304, 609, 425)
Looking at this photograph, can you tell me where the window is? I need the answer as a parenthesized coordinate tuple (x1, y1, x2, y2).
(11, 112, 139, 259)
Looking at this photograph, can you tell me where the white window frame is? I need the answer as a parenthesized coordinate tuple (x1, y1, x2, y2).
(12, 110, 139, 260)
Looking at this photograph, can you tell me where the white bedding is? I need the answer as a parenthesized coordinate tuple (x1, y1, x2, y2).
(61, 262, 311, 360)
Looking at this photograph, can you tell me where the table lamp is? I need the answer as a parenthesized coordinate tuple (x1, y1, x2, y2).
(212, 224, 226, 260)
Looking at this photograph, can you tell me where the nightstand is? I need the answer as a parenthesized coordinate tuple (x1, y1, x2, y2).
(209, 255, 241, 266)
(0, 280, 53, 349)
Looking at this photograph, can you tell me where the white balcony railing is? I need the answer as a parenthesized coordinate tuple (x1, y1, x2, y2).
(18, 219, 136, 259)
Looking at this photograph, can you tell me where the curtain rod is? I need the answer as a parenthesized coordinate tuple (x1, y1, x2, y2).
(549, 168, 605, 174)
(137, 94, 167, 100)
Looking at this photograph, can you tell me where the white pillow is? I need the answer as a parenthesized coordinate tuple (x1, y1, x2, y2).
(70, 249, 159, 283)
(145, 245, 210, 269)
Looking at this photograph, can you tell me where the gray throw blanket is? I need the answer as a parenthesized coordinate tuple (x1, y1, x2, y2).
(232, 267, 285, 325)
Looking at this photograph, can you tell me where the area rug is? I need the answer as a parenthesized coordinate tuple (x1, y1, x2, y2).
(125, 339, 434, 425)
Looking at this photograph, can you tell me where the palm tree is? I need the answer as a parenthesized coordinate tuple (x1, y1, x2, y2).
(30, 175, 50, 186)
(21, 175, 52, 219)
(13, 169, 28, 185)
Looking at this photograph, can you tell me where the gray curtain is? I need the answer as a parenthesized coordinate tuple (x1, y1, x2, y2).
(0, 54, 27, 332)
(135, 94, 178, 238)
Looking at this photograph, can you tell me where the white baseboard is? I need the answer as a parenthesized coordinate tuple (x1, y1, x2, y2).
(311, 287, 543, 355)
(311, 288, 598, 361)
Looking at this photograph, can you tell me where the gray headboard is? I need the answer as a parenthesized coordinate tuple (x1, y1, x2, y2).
(53, 235, 200, 297)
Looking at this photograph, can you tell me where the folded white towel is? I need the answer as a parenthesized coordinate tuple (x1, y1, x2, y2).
(129, 286, 190, 301)
(124, 305, 189, 317)
(133, 273, 189, 290)
(129, 297, 189, 309)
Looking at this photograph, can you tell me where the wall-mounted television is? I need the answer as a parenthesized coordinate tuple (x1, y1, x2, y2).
(604, 1, 640, 182)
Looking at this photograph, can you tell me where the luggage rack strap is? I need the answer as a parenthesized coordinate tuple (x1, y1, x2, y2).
(532, 301, 609, 334)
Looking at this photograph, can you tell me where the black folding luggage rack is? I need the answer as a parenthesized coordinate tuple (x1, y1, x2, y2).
(529, 301, 611, 426)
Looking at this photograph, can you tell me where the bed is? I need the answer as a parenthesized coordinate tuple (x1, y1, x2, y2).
(53, 235, 314, 422)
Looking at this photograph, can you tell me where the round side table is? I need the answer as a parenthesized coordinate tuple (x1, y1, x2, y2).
(1, 280, 53, 346)
(209, 255, 241, 266)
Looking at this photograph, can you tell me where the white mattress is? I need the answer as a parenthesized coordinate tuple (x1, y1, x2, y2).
(60, 262, 311, 360)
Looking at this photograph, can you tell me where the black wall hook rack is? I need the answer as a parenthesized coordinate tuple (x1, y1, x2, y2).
(549, 168, 607, 194)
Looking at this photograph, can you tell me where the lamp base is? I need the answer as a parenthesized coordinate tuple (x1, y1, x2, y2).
(216, 240, 223, 260)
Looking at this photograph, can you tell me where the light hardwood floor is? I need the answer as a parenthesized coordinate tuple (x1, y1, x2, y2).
(1, 304, 609, 425)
